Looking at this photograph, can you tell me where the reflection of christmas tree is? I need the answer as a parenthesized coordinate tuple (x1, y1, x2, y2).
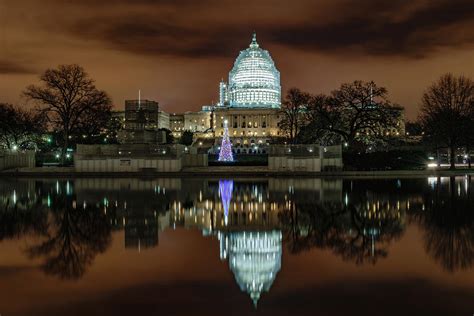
(218, 120, 234, 162)
(219, 180, 233, 225)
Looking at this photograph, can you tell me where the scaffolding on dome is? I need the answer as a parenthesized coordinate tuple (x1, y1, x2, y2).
(218, 33, 281, 109)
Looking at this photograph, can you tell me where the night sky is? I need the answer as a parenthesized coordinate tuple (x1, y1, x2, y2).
(1, 0, 474, 120)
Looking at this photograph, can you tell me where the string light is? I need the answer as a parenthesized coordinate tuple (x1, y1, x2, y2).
(218, 120, 234, 162)
(220, 33, 281, 109)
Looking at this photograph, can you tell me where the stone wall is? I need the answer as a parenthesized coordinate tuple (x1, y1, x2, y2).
(76, 143, 183, 157)
(75, 157, 182, 172)
(0, 151, 35, 171)
(75, 144, 206, 172)
(268, 145, 343, 172)
(269, 156, 322, 172)
(182, 154, 208, 168)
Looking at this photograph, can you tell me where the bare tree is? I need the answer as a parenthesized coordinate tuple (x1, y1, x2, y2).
(419, 73, 474, 169)
(278, 88, 310, 144)
(299, 93, 340, 145)
(24, 65, 111, 164)
(315, 81, 398, 147)
(0, 103, 46, 150)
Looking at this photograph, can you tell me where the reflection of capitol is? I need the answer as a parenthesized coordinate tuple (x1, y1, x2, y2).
(1, 177, 473, 287)
(218, 230, 282, 307)
(214, 179, 282, 306)
(0, 177, 342, 302)
(171, 179, 287, 305)
(71, 178, 341, 304)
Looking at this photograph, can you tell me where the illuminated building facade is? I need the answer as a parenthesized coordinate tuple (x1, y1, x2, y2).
(158, 110, 170, 130)
(170, 114, 184, 138)
(173, 33, 283, 150)
(358, 106, 406, 139)
(212, 33, 282, 151)
(184, 111, 212, 133)
(218, 33, 281, 109)
(213, 108, 281, 152)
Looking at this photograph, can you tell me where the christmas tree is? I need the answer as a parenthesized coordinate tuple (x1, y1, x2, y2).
(218, 120, 234, 162)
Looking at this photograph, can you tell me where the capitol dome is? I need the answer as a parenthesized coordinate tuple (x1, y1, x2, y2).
(219, 33, 281, 109)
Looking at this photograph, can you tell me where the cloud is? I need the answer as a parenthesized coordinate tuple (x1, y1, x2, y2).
(0, 60, 36, 74)
(271, 0, 474, 58)
(54, 0, 474, 59)
(69, 18, 249, 58)
(8, 0, 474, 60)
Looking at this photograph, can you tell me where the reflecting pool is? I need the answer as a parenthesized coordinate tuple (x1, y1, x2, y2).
(0, 176, 473, 315)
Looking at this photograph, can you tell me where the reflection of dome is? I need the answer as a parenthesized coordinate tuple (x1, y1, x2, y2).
(219, 230, 282, 307)
(222, 33, 281, 109)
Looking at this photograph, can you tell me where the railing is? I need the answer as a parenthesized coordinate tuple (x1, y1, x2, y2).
(268, 145, 342, 158)
(76, 144, 190, 158)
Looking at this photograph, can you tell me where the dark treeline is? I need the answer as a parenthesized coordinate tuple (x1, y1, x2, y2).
(278, 81, 400, 149)
(278, 74, 474, 169)
(419, 74, 474, 169)
(1, 64, 115, 164)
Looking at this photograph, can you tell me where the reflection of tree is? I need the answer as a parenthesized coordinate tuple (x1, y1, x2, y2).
(329, 204, 404, 265)
(411, 177, 474, 273)
(26, 194, 112, 280)
(0, 191, 48, 241)
(280, 198, 404, 265)
(280, 201, 345, 253)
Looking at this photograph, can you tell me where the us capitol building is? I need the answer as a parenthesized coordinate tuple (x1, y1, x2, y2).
(171, 33, 283, 153)
(117, 33, 405, 148)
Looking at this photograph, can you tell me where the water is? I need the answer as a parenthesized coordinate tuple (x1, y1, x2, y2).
(0, 176, 473, 315)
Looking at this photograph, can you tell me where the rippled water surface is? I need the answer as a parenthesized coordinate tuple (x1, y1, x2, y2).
(0, 176, 473, 315)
